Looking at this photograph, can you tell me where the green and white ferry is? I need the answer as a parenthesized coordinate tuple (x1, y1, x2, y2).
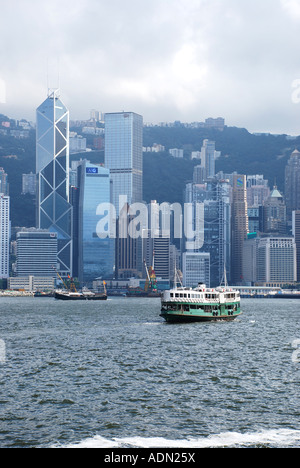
(160, 283, 241, 323)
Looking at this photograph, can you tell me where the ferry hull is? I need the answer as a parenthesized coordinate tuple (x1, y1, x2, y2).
(160, 303, 241, 323)
(55, 292, 107, 301)
(160, 311, 240, 323)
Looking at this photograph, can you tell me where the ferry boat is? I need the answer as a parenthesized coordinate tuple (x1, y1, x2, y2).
(160, 283, 241, 323)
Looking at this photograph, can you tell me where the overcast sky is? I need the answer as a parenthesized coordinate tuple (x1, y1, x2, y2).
(1, 0, 300, 134)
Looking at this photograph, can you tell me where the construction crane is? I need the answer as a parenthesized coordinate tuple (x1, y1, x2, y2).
(51, 265, 77, 292)
(144, 251, 158, 293)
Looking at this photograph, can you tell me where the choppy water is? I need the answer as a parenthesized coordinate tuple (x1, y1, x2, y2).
(0, 297, 299, 448)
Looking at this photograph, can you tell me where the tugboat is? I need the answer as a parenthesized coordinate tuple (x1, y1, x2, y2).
(53, 268, 107, 301)
(160, 268, 241, 323)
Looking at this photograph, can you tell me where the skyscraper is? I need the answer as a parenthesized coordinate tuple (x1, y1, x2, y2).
(256, 237, 296, 286)
(105, 112, 143, 278)
(36, 89, 72, 278)
(182, 252, 210, 288)
(292, 210, 300, 282)
(104, 112, 143, 213)
(22, 172, 36, 195)
(76, 160, 115, 285)
(263, 185, 287, 235)
(142, 201, 171, 281)
(183, 178, 231, 287)
(16, 229, 57, 278)
(200, 140, 219, 179)
(285, 149, 300, 219)
(202, 179, 231, 286)
(0, 168, 9, 195)
(0, 194, 10, 278)
(231, 174, 249, 285)
(115, 203, 140, 279)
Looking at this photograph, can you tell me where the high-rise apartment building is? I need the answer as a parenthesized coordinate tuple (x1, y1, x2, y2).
(231, 174, 249, 285)
(285, 149, 300, 219)
(22, 172, 36, 195)
(104, 112, 143, 214)
(36, 89, 72, 278)
(200, 140, 219, 179)
(16, 229, 57, 277)
(263, 186, 287, 235)
(76, 161, 115, 285)
(0, 194, 10, 278)
(292, 210, 300, 282)
(246, 174, 270, 207)
(0, 168, 9, 195)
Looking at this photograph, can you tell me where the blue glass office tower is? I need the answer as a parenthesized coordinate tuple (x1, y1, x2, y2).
(36, 89, 72, 278)
(104, 112, 143, 213)
(77, 161, 114, 285)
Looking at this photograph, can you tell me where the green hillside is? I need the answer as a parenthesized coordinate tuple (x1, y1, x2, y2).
(143, 125, 300, 203)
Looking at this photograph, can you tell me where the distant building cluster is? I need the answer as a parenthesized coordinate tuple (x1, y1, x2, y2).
(1, 97, 300, 294)
(144, 117, 226, 131)
(0, 119, 35, 138)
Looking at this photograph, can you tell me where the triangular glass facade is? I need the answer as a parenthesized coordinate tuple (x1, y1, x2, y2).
(36, 89, 72, 278)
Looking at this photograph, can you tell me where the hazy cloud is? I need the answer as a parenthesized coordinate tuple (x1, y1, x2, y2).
(0, 0, 300, 134)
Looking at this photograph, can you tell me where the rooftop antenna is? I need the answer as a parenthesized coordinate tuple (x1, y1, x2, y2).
(46, 57, 49, 93)
(47, 57, 61, 98)
(57, 56, 60, 91)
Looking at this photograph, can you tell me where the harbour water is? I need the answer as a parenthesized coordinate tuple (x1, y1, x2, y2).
(0, 297, 299, 448)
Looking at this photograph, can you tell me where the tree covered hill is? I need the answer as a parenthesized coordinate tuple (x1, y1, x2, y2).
(143, 125, 300, 204)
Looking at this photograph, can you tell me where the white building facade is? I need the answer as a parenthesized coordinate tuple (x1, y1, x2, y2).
(0, 194, 10, 278)
(182, 252, 210, 288)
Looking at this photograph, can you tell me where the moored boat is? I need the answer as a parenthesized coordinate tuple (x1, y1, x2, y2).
(54, 289, 107, 301)
(54, 273, 107, 301)
(160, 283, 241, 323)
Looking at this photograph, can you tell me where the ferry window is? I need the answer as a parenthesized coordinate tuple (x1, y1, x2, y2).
(170, 293, 174, 298)
(175, 293, 179, 298)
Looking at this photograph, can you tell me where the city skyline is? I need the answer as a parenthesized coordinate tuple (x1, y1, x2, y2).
(1, 1, 300, 135)
(1, 84, 300, 289)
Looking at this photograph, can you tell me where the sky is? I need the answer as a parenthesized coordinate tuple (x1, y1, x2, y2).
(1, 0, 300, 134)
